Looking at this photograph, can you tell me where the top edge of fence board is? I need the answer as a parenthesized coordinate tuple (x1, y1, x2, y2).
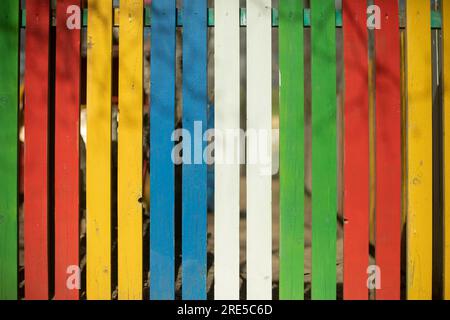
(19, 7, 443, 29)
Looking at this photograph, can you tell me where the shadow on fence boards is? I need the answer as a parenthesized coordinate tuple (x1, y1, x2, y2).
(0, 0, 449, 300)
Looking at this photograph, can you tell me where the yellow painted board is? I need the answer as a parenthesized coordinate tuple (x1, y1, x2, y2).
(86, 0, 113, 300)
(118, 0, 143, 300)
(443, 0, 450, 301)
(406, 0, 433, 300)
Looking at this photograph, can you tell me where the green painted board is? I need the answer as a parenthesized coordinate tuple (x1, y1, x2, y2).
(310, 0, 337, 300)
(0, 0, 19, 300)
(279, 0, 304, 300)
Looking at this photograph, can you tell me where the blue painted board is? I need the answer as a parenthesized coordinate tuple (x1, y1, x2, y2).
(182, 0, 208, 300)
(150, 0, 176, 300)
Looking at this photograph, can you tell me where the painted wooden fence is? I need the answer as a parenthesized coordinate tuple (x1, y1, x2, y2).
(0, 0, 449, 300)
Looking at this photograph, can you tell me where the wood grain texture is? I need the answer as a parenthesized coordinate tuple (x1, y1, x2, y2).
(278, 0, 304, 300)
(406, 0, 432, 300)
(182, 0, 208, 300)
(24, 0, 50, 300)
(246, 0, 272, 300)
(342, 0, 369, 300)
(374, 0, 401, 300)
(54, 0, 81, 300)
(0, 0, 19, 300)
(86, 0, 113, 300)
(443, 0, 450, 301)
(150, 0, 176, 300)
(118, 0, 143, 300)
(214, 0, 240, 300)
(310, 0, 337, 300)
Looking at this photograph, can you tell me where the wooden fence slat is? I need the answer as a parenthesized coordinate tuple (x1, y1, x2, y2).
(406, 0, 433, 300)
(150, 0, 176, 300)
(24, 0, 50, 300)
(0, 0, 19, 300)
(310, 0, 337, 300)
(118, 0, 143, 300)
(54, 0, 81, 300)
(342, 0, 369, 300)
(182, 0, 207, 300)
(443, 0, 450, 301)
(214, 0, 240, 300)
(86, 0, 112, 300)
(278, 0, 304, 300)
(374, 0, 401, 300)
(246, 0, 272, 300)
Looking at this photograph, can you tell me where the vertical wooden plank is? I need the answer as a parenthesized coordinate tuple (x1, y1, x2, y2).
(369, 56, 376, 263)
(310, 0, 337, 300)
(214, 0, 240, 300)
(246, 0, 272, 300)
(443, 0, 450, 301)
(118, 0, 143, 300)
(24, 0, 50, 300)
(54, 0, 81, 300)
(278, 0, 304, 300)
(406, 0, 432, 300)
(0, 0, 19, 300)
(150, 0, 176, 300)
(374, 0, 401, 300)
(86, 0, 112, 300)
(342, 0, 369, 300)
(182, 0, 207, 300)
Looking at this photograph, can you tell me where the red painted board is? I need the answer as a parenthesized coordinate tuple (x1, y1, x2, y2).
(24, 0, 50, 300)
(374, 0, 401, 300)
(343, 0, 369, 300)
(54, 0, 81, 300)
